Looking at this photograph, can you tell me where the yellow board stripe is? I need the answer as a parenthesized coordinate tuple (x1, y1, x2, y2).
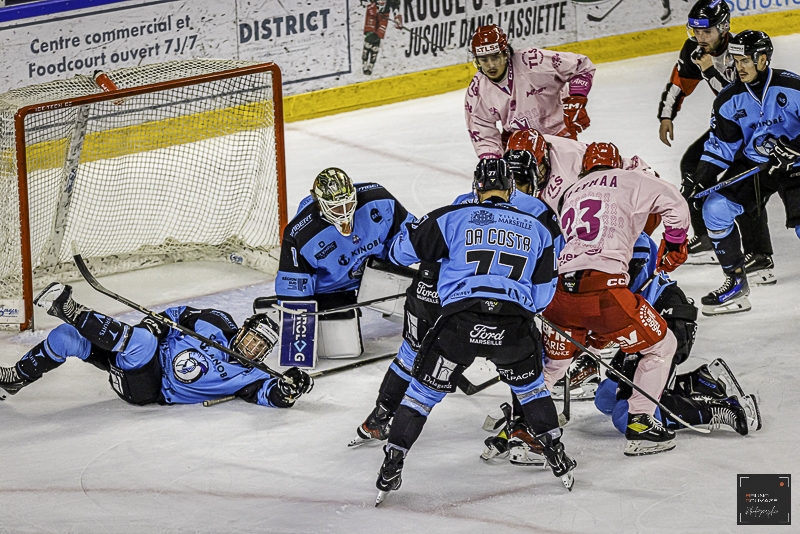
(285, 9, 800, 123)
(24, 100, 274, 173)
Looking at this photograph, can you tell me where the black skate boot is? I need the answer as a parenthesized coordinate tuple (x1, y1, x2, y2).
(685, 234, 717, 265)
(0, 366, 30, 400)
(707, 397, 749, 436)
(351, 403, 392, 447)
(700, 270, 751, 316)
(673, 364, 728, 399)
(624, 413, 676, 456)
(508, 423, 546, 467)
(534, 428, 576, 490)
(743, 253, 776, 286)
(34, 283, 87, 324)
(481, 426, 510, 462)
(375, 445, 405, 506)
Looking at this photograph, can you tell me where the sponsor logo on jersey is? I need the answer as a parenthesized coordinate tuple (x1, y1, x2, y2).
(749, 115, 784, 130)
(172, 349, 209, 384)
(356, 183, 382, 192)
(496, 367, 540, 382)
(522, 49, 544, 68)
(469, 210, 495, 226)
(415, 281, 439, 303)
(352, 234, 361, 245)
(281, 275, 308, 293)
(777, 92, 788, 107)
(289, 213, 314, 237)
(606, 276, 627, 287)
(469, 324, 506, 345)
(525, 87, 544, 97)
(351, 237, 381, 257)
(370, 208, 383, 223)
(639, 305, 663, 336)
(432, 355, 458, 381)
(497, 213, 533, 232)
(551, 53, 562, 69)
(314, 241, 338, 260)
(338, 253, 349, 266)
(733, 108, 747, 120)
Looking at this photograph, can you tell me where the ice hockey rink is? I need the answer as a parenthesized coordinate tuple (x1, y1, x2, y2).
(1, 34, 799, 533)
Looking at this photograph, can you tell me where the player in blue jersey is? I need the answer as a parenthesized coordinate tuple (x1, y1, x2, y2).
(354, 137, 562, 462)
(0, 283, 312, 408)
(694, 30, 800, 315)
(373, 159, 575, 506)
(275, 168, 413, 306)
(593, 234, 761, 436)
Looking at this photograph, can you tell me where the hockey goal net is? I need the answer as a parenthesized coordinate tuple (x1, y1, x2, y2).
(0, 60, 287, 330)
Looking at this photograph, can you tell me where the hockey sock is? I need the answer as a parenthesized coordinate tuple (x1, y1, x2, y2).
(74, 310, 133, 353)
(739, 211, 773, 256)
(376, 368, 411, 414)
(15, 341, 64, 382)
(387, 405, 428, 451)
(520, 396, 560, 435)
(709, 224, 744, 273)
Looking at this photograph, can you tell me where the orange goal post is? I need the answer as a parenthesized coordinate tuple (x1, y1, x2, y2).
(0, 60, 287, 330)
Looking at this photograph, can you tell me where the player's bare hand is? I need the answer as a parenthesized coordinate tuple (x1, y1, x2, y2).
(659, 119, 674, 147)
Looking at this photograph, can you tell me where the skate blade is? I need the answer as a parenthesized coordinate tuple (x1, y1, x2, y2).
(747, 269, 777, 285)
(551, 384, 598, 401)
(509, 457, 546, 467)
(562, 472, 575, 491)
(624, 439, 676, 456)
(701, 297, 751, 316)
(348, 436, 381, 448)
(742, 394, 763, 431)
(685, 252, 718, 265)
(375, 490, 389, 506)
(480, 447, 509, 462)
(707, 358, 745, 398)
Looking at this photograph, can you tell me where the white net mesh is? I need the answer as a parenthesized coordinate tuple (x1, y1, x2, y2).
(0, 59, 284, 324)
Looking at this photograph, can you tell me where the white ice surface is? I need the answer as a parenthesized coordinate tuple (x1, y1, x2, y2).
(2, 35, 800, 533)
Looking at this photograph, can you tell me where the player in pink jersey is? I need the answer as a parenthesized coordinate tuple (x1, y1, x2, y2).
(539, 142, 690, 456)
(465, 25, 596, 159)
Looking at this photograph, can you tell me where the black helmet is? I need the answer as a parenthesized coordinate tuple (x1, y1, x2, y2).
(729, 30, 773, 63)
(474, 158, 512, 193)
(687, 0, 730, 32)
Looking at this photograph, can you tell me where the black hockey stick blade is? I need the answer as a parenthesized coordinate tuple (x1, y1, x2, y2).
(692, 163, 768, 199)
(457, 375, 501, 396)
(272, 292, 406, 316)
(72, 251, 284, 380)
(538, 314, 710, 434)
(586, 0, 624, 22)
(562, 364, 571, 422)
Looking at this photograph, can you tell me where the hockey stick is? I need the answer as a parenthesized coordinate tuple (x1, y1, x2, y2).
(72, 252, 285, 381)
(562, 364, 571, 422)
(537, 314, 710, 433)
(692, 163, 769, 199)
(271, 292, 406, 316)
(586, 0, 625, 22)
(203, 352, 399, 407)
(457, 374, 501, 396)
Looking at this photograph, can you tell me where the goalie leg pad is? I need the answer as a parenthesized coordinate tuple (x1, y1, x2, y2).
(357, 258, 414, 322)
(318, 310, 363, 359)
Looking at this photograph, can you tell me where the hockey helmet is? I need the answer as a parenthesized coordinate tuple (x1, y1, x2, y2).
(471, 25, 508, 58)
(581, 142, 622, 175)
(504, 129, 550, 194)
(474, 158, 513, 193)
(728, 30, 773, 63)
(687, 0, 730, 33)
(312, 167, 357, 236)
(232, 313, 279, 364)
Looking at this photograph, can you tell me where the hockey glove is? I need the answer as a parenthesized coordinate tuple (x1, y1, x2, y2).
(656, 238, 688, 273)
(278, 367, 314, 399)
(136, 315, 170, 342)
(562, 95, 590, 140)
(768, 136, 800, 175)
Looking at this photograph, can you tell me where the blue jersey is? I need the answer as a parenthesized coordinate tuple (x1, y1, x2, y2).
(276, 183, 413, 298)
(391, 198, 556, 312)
(702, 68, 800, 170)
(629, 232, 675, 304)
(158, 307, 281, 407)
(453, 189, 565, 259)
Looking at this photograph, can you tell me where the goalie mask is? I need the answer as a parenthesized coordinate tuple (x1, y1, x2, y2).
(312, 167, 357, 236)
(581, 142, 622, 175)
(232, 313, 279, 364)
(504, 130, 550, 195)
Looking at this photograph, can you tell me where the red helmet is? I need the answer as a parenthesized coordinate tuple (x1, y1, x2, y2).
(582, 142, 622, 175)
(471, 25, 508, 57)
(504, 130, 550, 193)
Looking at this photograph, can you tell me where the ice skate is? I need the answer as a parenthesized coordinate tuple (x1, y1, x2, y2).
(673, 364, 728, 399)
(624, 413, 676, 456)
(535, 429, 576, 490)
(506, 423, 546, 466)
(375, 446, 404, 506)
(684, 235, 718, 265)
(706, 358, 744, 397)
(34, 282, 87, 324)
(481, 428, 510, 461)
(744, 253, 776, 286)
(738, 394, 762, 432)
(0, 366, 29, 400)
(551, 354, 600, 401)
(707, 397, 750, 435)
(700, 273, 750, 316)
(350, 403, 392, 447)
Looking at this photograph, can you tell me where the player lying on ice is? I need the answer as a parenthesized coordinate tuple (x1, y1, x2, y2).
(372, 158, 576, 506)
(0, 283, 312, 408)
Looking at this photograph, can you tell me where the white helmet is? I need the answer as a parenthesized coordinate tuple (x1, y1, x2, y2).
(312, 168, 357, 236)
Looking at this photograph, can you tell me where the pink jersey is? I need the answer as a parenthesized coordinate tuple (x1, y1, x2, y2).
(556, 167, 689, 279)
(465, 48, 595, 158)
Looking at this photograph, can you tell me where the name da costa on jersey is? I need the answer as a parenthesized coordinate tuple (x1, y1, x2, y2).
(465, 209, 532, 252)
